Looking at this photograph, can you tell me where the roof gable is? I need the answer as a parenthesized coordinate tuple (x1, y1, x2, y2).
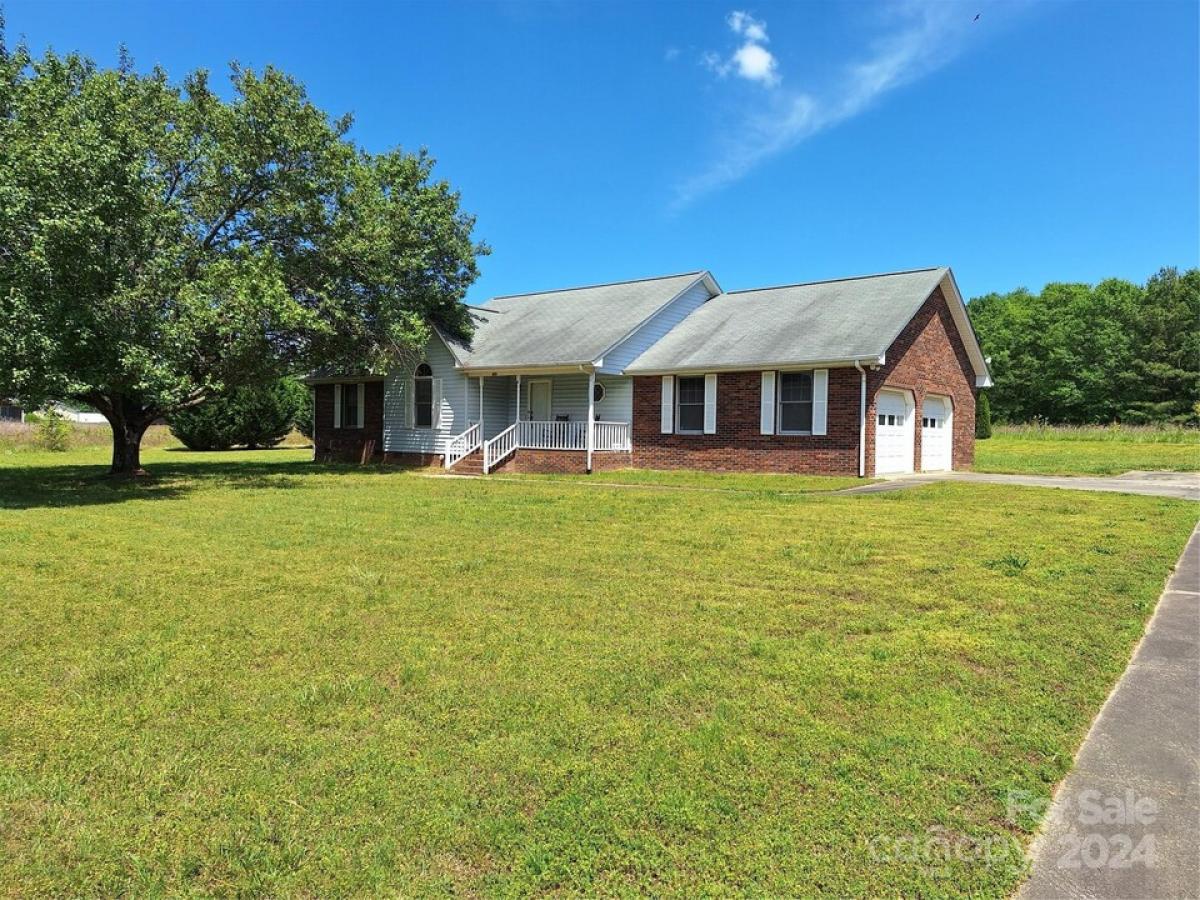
(446, 271, 718, 371)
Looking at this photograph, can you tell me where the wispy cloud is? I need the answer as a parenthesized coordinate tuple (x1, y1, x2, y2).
(674, 1, 1016, 209)
(703, 10, 780, 87)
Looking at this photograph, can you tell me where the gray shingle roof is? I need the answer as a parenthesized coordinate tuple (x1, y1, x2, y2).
(445, 271, 708, 370)
(625, 267, 949, 373)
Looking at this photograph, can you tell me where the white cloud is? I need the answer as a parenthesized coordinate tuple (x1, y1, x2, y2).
(664, 45, 681, 62)
(705, 9, 780, 88)
(731, 43, 778, 85)
(728, 11, 769, 43)
(675, 1, 1022, 209)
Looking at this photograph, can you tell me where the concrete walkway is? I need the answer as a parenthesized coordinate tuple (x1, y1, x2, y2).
(841, 470, 1200, 501)
(1019, 525, 1200, 899)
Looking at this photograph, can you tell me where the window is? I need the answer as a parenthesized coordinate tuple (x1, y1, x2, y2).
(592, 382, 606, 403)
(340, 384, 360, 429)
(414, 363, 433, 428)
(676, 376, 705, 433)
(922, 416, 941, 429)
(777, 372, 813, 433)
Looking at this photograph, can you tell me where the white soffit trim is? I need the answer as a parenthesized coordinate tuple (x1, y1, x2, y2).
(938, 270, 993, 388)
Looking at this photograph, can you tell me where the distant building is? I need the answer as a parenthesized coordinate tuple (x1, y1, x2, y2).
(0, 400, 23, 422)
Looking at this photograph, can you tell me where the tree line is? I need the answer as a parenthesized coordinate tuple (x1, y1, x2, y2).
(969, 267, 1198, 425)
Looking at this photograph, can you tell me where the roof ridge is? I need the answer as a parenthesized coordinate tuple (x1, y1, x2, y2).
(724, 266, 944, 296)
(490, 270, 706, 301)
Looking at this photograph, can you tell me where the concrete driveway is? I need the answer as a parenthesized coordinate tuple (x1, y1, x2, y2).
(845, 470, 1200, 501)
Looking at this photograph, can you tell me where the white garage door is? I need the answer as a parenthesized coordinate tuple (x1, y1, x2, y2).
(875, 389, 914, 475)
(921, 395, 953, 472)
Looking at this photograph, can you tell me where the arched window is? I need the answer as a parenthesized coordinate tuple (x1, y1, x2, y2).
(413, 363, 433, 428)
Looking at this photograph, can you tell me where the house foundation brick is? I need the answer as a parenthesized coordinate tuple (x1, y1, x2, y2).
(491, 449, 633, 474)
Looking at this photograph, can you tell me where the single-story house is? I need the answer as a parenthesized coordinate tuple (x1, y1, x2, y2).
(305, 266, 991, 477)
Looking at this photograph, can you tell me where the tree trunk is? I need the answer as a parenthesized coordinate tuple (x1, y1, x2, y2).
(110, 421, 148, 476)
(100, 395, 152, 477)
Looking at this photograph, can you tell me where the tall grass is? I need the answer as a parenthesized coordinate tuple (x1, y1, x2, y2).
(994, 422, 1199, 444)
(0, 422, 177, 452)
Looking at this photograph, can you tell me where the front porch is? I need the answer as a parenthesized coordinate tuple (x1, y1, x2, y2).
(446, 371, 632, 474)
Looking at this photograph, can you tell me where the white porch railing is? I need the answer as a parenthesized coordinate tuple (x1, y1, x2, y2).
(482, 420, 630, 473)
(593, 421, 631, 451)
(444, 422, 481, 469)
(518, 419, 587, 450)
(483, 423, 518, 474)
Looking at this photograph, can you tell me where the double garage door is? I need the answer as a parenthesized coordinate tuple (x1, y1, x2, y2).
(874, 390, 953, 475)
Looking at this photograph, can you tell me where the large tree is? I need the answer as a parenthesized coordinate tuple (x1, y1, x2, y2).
(0, 36, 485, 474)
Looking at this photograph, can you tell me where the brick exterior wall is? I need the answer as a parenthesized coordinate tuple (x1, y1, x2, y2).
(631, 369, 862, 474)
(630, 286, 977, 476)
(313, 382, 385, 462)
(491, 449, 633, 474)
(863, 286, 977, 473)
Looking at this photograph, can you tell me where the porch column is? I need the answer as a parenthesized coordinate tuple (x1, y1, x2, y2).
(586, 370, 595, 473)
(515, 375, 522, 423)
(478, 376, 485, 435)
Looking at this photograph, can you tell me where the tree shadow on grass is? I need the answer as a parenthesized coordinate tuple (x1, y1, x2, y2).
(0, 457, 351, 510)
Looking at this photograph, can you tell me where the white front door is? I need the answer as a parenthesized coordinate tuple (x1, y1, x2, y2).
(921, 395, 953, 471)
(875, 389, 914, 475)
(527, 380, 552, 421)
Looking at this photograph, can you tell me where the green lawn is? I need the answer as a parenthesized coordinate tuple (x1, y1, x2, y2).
(976, 428, 1199, 475)
(491, 467, 870, 493)
(1, 446, 1196, 896)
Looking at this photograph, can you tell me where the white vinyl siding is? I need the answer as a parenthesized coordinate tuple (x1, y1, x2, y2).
(524, 373, 631, 423)
(467, 376, 517, 440)
(600, 280, 713, 374)
(383, 336, 468, 453)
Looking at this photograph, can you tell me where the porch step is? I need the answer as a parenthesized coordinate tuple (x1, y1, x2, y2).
(448, 448, 486, 476)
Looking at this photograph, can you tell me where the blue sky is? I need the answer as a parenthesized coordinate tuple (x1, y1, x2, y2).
(4, 0, 1198, 303)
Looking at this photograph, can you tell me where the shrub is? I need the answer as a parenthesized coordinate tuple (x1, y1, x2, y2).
(237, 378, 308, 449)
(293, 384, 314, 439)
(170, 403, 239, 451)
(35, 409, 72, 451)
(975, 391, 993, 440)
(170, 378, 307, 451)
